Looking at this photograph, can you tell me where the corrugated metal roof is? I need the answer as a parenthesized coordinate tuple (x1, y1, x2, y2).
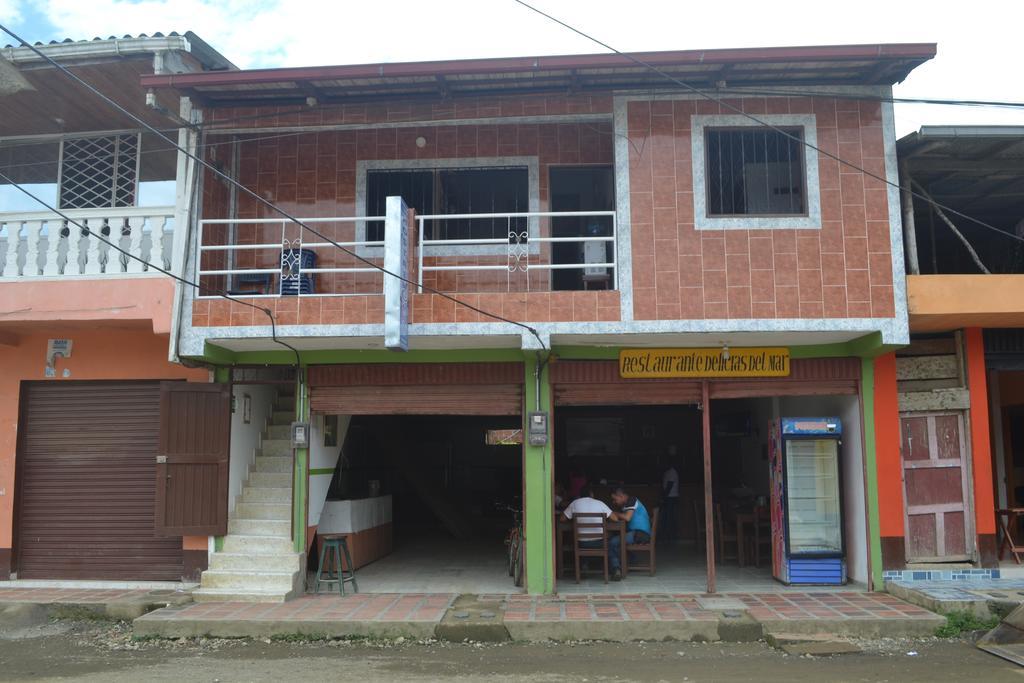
(142, 43, 936, 108)
(2, 30, 235, 71)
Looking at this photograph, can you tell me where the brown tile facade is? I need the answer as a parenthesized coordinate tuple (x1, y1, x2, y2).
(192, 93, 897, 328)
(627, 96, 894, 321)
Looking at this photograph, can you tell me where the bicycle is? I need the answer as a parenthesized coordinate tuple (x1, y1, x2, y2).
(497, 503, 524, 587)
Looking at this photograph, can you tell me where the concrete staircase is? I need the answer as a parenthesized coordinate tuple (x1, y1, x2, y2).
(193, 391, 305, 603)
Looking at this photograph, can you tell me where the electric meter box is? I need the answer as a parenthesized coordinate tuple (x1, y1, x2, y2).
(528, 411, 549, 446)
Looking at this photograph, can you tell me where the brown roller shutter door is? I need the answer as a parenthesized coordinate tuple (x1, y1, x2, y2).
(552, 360, 701, 406)
(16, 382, 183, 580)
(309, 362, 524, 416)
(552, 358, 859, 405)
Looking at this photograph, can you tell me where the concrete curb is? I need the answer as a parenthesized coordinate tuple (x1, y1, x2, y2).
(133, 616, 438, 640)
(758, 616, 945, 639)
(504, 620, 722, 642)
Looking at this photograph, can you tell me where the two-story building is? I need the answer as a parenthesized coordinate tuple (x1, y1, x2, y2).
(0, 33, 234, 583)
(876, 126, 1024, 583)
(138, 43, 936, 600)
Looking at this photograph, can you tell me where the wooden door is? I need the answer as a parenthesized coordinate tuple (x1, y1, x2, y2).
(899, 412, 973, 562)
(155, 382, 231, 536)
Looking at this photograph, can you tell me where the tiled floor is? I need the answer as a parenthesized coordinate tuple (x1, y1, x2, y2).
(141, 593, 457, 624)
(345, 536, 863, 595)
(485, 591, 937, 623)
(889, 578, 1024, 602)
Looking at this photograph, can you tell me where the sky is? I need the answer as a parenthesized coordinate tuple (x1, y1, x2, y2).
(0, 0, 1022, 136)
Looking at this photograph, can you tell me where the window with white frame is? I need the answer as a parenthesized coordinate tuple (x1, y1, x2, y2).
(691, 114, 821, 230)
(0, 132, 176, 213)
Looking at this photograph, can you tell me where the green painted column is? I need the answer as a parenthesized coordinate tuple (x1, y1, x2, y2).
(293, 367, 310, 555)
(861, 356, 884, 589)
(523, 353, 554, 594)
(213, 366, 231, 553)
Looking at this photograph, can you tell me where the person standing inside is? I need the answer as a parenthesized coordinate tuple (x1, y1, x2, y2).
(661, 453, 680, 545)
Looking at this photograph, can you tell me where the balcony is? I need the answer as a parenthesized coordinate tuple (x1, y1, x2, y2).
(195, 208, 617, 299)
(0, 206, 176, 279)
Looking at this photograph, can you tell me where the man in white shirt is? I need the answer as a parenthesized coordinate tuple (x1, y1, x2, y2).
(563, 486, 620, 578)
(661, 459, 680, 545)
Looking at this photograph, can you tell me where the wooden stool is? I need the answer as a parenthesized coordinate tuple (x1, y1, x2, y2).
(314, 535, 358, 595)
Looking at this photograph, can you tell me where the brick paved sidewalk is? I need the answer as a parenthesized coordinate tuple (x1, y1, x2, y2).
(133, 590, 943, 641)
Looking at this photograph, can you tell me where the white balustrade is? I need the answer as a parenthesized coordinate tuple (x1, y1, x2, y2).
(0, 206, 175, 280)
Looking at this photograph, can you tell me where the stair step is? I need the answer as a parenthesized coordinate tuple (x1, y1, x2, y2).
(201, 568, 299, 590)
(260, 439, 292, 457)
(234, 502, 292, 521)
(221, 534, 295, 555)
(209, 552, 302, 572)
(271, 410, 293, 424)
(240, 487, 291, 504)
(192, 588, 293, 604)
(265, 425, 290, 439)
(247, 472, 290, 488)
(251, 456, 291, 473)
(228, 519, 290, 537)
(275, 397, 295, 411)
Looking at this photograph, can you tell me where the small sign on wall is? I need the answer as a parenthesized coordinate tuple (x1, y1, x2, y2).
(383, 195, 410, 351)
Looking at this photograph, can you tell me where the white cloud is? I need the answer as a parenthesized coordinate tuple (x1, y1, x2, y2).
(0, 0, 22, 23)
(30, 0, 1024, 136)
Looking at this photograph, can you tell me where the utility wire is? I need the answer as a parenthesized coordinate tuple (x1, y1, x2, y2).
(511, 0, 1024, 247)
(0, 169, 304, 366)
(0, 24, 547, 350)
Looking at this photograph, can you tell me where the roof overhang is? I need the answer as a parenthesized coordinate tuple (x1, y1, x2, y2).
(0, 32, 234, 136)
(141, 43, 936, 108)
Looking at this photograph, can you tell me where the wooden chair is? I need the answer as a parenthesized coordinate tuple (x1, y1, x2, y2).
(715, 503, 740, 565)
(572, 513, 609, 584)
(693, 500, 707, 550)
(627, 506, 659, 576)
(753, 505, 771, 568)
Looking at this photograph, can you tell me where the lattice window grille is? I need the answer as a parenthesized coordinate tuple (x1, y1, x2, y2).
(58, 134, 139, 209)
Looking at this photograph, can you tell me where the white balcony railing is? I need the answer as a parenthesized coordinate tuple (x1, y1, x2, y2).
(0, 206, 175, 279)
(416, 210, 617, 293)
(196, 216, 386, 298)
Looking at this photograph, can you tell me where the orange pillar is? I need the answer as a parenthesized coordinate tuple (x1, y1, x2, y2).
(965, 327, 997, 565)
(873, 352, 906, 569)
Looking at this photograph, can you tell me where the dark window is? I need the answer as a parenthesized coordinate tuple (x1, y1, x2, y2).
(366, 167, 528, 241)
(705, 127, 806, 217)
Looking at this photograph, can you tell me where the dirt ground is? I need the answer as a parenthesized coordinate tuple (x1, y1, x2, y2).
(0, 620, 1019, 682)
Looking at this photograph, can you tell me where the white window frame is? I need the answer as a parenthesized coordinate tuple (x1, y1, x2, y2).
(355, 156, 540, 257)
(691, 114, 821, 230)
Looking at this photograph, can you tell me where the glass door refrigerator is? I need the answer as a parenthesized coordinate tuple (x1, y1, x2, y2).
(769, 417, 846, 585)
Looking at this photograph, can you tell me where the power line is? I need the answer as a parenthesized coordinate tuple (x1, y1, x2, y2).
(511, 0, 1024, 247)
(0, 24, 547, 350)
(0, 169, 304, 366)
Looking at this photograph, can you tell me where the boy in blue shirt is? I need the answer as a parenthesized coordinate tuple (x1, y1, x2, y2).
(609, 487, 651, 581)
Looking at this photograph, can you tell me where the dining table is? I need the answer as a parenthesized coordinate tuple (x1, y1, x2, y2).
(555, 514, 628, 578)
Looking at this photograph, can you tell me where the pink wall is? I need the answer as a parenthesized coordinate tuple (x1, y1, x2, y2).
(0, 327, 207, 570)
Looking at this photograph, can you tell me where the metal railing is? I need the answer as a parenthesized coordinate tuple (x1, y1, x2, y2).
(0, 206, 175, 278)
(415, 210, 617, 293)
(195, 216, 386, 298)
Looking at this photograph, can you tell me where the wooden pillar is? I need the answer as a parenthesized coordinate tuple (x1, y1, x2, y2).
(702, 380, 716, 593)
(899, 160, 921, 275)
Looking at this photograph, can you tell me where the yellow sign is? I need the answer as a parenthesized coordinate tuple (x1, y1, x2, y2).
(619, 347, 790, 378)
